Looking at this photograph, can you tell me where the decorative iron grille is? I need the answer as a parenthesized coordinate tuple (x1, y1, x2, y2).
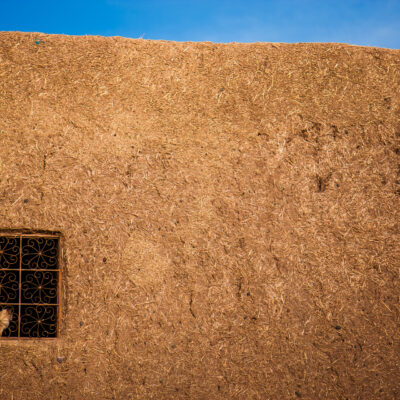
(0, 234, 60, 339)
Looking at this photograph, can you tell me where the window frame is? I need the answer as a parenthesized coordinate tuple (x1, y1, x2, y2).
(0, 231, 62, 340)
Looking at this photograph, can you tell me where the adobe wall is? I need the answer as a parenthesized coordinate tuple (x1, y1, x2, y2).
(0, 32, 399, 399)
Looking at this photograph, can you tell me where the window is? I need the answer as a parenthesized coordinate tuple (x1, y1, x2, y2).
(0, 233, 61, 339)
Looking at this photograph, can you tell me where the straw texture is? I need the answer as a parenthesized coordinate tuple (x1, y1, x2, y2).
(0, 31, 399, 399)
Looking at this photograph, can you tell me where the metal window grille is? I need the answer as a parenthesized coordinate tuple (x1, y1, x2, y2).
(0, 233, 61, 339)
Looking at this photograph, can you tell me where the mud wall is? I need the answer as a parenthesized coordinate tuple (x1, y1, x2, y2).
(0, 32, 399, 399)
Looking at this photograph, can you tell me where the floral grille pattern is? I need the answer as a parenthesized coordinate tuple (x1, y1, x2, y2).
(0, 235, 60, 338)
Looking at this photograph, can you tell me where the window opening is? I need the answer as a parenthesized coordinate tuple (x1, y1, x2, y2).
(0, 234, 60, 339)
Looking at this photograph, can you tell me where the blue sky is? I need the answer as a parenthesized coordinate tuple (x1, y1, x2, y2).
(1, 0, 399, 49)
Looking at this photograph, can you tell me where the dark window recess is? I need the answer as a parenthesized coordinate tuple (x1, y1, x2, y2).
(0, 235, 60, 339)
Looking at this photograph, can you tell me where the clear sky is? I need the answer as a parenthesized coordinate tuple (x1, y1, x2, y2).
(1, 0, 399, 49)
